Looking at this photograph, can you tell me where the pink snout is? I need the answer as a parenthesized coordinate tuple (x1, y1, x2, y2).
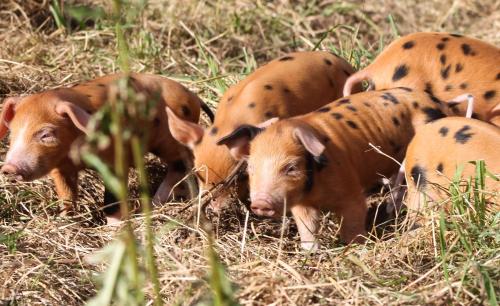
(250, 194, 281, 218)
(1, 163, 24, 181)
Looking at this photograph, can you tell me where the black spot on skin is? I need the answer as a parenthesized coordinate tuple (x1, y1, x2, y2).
(392, 64, 409, 82)
(392, 117, 400, 126)
(497, 72, 500, 80)
(304, 152, 329, 192)
(436, 42, 446, 50)
(248, 102, 256, 108)
(181, 105, 191, 117)
(283, 87, 291, 93)
(444, 84, 453, 91)
(363, 102, 371, 107)
(372, 82, 376, 90)
(471, 113, 480, 119)
(86, 94, 92, 98)
(209, 126, 218, 136)
(324, 58, 332, 65)
(441, 37, 450, 42)
(97, 84, 106, 87)
(460, 83, 468, 89)
(331, 112, 343, 120)
(279, 56, 294, 61)
(461, 44, 473, 56)
(343, 69, 351, 77)
(440, 54, 446, 65)
(383, 102, 389, 107)
(436, 163, 444, 172)
(346, 120, 358, 129)
(410, 165, 427, 188)
(264, 111, 274, 118)
(227, 95, 233, 102)
(264, 84, 273, 90)
(425, 82, 434, 95)
(412, 101, 419, 109)
(346, 105, 357, 112)
(389, 140, 402, 153)
(439, 126, 449, 137)
(422, 107, 446, 123)
(484, 90, 496, 100)
(440, 64, 451, 79)
(397, 87, 413, 92)
(454, 125, 474, 144)
(171, 160, 187, 173)
(327, 77, 334, 87)
(427, 93, 443, 105)
(447, 102, 460, 108)
(402, 41, 415, 49)
(317, 106, 330, 113)
(450, 33, 463, 37)
(451, 105, 461, 114)
(381, 92, 400, 105)
(337, 98, 350, 105)
(455, 63, 463, 73)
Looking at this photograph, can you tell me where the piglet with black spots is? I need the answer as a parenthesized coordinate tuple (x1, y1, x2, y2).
(217, 88, 455, 250)
(0, 73, 213, 222)
(344, 32, 500, 125)
(167, 51, 360, 211)
(405, 117, 499, 216)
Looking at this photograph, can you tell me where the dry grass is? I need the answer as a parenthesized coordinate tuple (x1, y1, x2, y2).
(1, 0, 499, 305)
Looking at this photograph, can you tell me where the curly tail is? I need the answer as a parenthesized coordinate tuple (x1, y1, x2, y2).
(200, 101, 215, 123)
(446, 93, 474, 118)
(343, 69, 371, 97)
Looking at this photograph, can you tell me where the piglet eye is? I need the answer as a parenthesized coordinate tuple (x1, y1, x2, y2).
(284, 163, 300, 176)
(36, 128, 58, 145)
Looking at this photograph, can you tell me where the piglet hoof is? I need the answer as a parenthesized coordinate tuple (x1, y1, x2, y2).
(105, 211, 122, 226)
(301, 241, 320, 252)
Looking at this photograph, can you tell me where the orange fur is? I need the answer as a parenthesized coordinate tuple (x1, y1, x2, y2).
(0, 73, 205, 217)
(405, 117, 500, 215)
(344, 32, 500, 125)
(221, 88, 456, 248)
(168, 51, 361, 210)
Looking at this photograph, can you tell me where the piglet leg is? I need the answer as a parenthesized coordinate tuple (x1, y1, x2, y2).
(336, 195, 368, 244)
(50, 163, 78, 215)
(153, 159, 192, 205)
(290, 204, 321, 251)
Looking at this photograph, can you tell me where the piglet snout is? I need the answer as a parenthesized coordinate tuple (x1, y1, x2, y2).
(1, 163, 24, 181)
(250, 196, 278, 217)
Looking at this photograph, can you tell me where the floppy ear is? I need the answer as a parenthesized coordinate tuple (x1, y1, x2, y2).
(217, 117, 279, 159)
(55, 102, 91, 133)
(166, 106, 204, 149)
(216, 125, 262, 160)
(0, 97, 22, 140)
(293, 125, 325, 157)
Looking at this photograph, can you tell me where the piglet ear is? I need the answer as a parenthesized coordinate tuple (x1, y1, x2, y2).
(166, 107, 205, 149)
(0, 97, 22, 140)
(55, 102, 91, 134)
(293, 125, 325, 157)
(216, 125, 262, 160)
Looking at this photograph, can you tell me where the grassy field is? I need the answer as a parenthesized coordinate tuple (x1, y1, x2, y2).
(1, 0, 499, 305)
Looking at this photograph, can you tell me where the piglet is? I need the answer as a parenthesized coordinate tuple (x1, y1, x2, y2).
(344, 32, 500, 125)
(217, 88, 455, 250)
(0, 73, 213, 222)
(167, 51, 360, 211)
(405, 116, 500, 215)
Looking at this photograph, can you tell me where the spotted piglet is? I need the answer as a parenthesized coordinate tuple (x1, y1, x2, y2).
(343, 32, 500, 125)
(217, 88, 455, 250)
(405, 117, 500, 216)
(167, 51, 360, 211)
(0, 73, 212, 222)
